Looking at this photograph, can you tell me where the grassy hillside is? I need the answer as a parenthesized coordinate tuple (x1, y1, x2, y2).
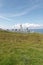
(0, 30, 43, 65)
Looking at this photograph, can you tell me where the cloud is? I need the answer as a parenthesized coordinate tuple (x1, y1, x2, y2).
(9, 4, 38, 17)
(0, 23, 43, 29)
(10, 12, 26, 17)
(13, 23, 43, 29)
(0, 15, 11, 21)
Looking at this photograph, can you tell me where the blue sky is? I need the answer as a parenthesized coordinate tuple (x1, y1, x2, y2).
(0, 0, 43, 29)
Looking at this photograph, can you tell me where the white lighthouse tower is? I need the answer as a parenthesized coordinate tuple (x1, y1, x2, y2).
(20, 24, 23, 32)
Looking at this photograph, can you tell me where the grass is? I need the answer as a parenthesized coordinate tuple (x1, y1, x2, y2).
(0, 30, 43, 65)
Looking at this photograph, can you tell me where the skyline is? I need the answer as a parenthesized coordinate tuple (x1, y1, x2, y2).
(0, 0, 43, 29)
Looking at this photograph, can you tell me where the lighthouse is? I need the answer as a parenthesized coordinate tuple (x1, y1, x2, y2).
(20, 24, 23, 32)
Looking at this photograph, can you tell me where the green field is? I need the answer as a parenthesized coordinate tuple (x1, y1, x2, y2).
(0, 30, 43, 65)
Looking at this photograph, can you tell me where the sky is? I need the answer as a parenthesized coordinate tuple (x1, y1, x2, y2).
(0, 0, 43, 29)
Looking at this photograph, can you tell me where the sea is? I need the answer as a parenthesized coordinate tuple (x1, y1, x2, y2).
(30, 29, 43, 33)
